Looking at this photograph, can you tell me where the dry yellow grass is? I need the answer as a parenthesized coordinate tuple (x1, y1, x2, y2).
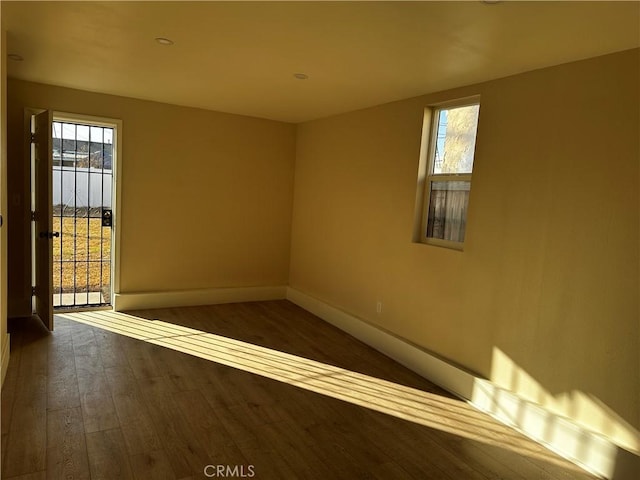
(52, 216, 111, 293)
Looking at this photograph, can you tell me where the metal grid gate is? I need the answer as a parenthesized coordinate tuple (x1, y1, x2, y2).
(52, 120, 114, 308)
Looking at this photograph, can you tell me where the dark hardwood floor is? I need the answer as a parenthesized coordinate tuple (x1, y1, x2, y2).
(1, 300, 596, 479)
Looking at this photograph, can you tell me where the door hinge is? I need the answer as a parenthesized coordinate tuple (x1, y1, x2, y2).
(31, 286, 36, 297)
(31, 210, 36, 221)
(30, 133, 36, 143)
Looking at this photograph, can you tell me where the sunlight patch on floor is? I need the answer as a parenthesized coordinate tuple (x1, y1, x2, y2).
(58, 309, 586, 473)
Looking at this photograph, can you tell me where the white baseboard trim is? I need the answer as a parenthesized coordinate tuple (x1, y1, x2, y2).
(113, 285, 287, 311)
(286, 286, 476, 399)
(286, 287, 638, 480)
(471, 378, 639, 479)
(1, 333, 10, 387)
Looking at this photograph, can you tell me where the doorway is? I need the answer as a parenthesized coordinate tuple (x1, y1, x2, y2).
(51, 118, 115, 308)
(31, 111, 120, 324)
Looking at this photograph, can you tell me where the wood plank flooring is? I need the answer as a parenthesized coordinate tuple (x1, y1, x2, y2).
(2, 300, 597, 479)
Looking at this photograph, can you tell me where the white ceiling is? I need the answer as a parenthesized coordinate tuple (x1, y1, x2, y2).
(3, 1, 639, 123)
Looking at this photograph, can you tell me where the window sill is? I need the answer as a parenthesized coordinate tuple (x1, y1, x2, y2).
(422, 237, 464, 251)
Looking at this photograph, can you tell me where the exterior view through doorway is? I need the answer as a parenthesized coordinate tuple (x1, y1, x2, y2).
(49, 115, 119, 309)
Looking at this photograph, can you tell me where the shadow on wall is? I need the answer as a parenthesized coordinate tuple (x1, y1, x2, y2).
(471, 347, 640, 479)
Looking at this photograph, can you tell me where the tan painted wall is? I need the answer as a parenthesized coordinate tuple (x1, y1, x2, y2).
(290, 49, 640, 431)
(1, 25, 9, 385)
(7, 80, 296, 316)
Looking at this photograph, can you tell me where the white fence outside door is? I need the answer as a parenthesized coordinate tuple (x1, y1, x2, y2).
(53, 166, 112, 208)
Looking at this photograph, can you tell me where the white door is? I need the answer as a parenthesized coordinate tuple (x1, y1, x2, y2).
(33, 110, 54, 330)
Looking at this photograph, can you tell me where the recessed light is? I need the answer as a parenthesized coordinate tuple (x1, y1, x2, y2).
(8, 53, 24, 61)
(155, 37, 174, 46)
(293, 73, 309, 80)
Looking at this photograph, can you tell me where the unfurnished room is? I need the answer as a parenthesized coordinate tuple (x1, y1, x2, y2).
(0, 1, 638, 479)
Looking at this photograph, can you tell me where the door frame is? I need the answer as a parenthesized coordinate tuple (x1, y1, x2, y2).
(25, 109, 123, 312)
(51, 111, 123, 308)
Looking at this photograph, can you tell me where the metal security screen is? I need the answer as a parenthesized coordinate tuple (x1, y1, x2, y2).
(52, 121, 114, 308)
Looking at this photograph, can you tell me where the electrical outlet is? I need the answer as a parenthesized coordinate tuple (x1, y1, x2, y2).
(376, 301, 382, 314)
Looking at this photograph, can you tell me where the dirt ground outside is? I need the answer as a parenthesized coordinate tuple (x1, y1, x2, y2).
(52, 215, 111, 295)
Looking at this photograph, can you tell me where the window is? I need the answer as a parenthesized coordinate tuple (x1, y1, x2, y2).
(417, 99, 480, 249)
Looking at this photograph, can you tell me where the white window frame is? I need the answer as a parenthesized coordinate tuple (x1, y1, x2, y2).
(417, 96, 480, 250)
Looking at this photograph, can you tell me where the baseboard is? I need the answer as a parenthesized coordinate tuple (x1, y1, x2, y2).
(113, 285, 287, 311)
(286, 287, 639, 480)
(1, 333, 10, 387)
(471, 378, 640, 479)
(286, 286, 477, 399)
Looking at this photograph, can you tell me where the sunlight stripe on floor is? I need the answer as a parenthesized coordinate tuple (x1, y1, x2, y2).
(58, 310, 584, 472)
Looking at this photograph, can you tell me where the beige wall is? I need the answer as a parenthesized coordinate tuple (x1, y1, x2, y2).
(1, 25, 9, 385)
(7, 80, 296, 315)
(290, 49, 640, 431)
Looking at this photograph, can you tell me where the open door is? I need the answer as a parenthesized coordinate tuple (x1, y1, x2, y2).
(33, 110, 54, 330)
